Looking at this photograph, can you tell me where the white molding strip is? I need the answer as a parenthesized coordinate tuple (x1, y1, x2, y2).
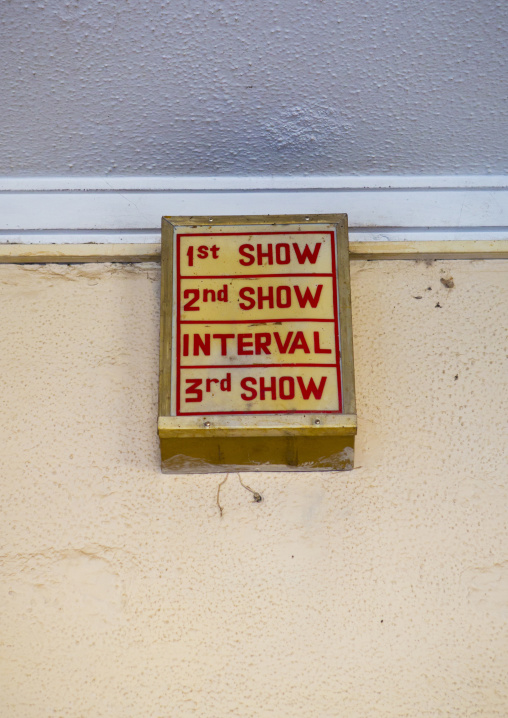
(1, 175, 507, 191)
(1, 190, 507, 232)
(0, 176, 506, 250)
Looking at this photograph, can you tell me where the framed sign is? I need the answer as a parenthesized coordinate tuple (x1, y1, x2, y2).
(158, 214, 356, 473)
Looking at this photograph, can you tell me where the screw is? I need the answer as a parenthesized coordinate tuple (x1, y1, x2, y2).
(314, 419, 320, 425)
(204, 421, 210, 428)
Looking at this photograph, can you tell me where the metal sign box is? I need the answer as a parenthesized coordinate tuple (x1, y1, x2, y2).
(158, 214, 356, 473)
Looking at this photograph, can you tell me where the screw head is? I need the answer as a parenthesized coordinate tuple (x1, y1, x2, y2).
(204, 421, 210, 428)
(314, 419, 320, 425)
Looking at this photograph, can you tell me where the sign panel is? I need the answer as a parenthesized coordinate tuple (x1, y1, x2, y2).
(159, 215, 356, 473)
(176, 229, 341, 416)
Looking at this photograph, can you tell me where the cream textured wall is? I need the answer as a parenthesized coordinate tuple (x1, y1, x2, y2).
(0, 259, 507, 717)
(1, 0, 507, 175)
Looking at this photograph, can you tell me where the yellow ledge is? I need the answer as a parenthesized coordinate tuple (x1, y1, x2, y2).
(158, 414, 358, 439)
(0, 243, 161, 263)
(350, 239, 508, 260)
(0, 239, 507, 264)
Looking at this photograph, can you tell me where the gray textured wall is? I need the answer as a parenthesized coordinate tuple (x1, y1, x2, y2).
(1, 0, 506, 176)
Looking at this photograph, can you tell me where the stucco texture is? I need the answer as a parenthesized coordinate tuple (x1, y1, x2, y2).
(0, 259, 507, 717)
(1, 0, 507, 175)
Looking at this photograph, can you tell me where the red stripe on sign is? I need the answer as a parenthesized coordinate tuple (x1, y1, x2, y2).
(178, 231, 333, 237)
(180, 273, 333, 279)
(180, 318, 335, 325)
(178, 410, 343, 416)
(179, 363, 337, 369)
(176, 237, 181, 414)
(330, 232, 342, 412)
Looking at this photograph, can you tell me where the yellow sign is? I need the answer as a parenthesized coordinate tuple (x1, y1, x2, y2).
(158, 215, 356, 473)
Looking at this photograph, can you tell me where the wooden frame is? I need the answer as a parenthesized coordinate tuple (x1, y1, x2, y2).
(158, 214, 357, 473)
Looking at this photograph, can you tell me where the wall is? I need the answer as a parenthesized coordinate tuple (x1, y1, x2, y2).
(0, 258, 507, 717)
(1, 0, 507, 175)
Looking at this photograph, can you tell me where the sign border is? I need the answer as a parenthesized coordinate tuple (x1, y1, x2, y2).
(176, 230, 341, 415)
(159, 214, 356, 438)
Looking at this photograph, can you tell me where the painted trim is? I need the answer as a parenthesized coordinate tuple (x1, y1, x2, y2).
(1, 190, 507, 232)
(0, 177, 506, 251)
(1, 230, 507, 246)
(0, 243, 161, 263)
(350, 240, 508, 260)
(1, 176, 507, 191)
(0, 240, 506, 264)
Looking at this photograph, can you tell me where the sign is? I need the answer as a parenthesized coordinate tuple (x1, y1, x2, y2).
(159, 215, 356, 473)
